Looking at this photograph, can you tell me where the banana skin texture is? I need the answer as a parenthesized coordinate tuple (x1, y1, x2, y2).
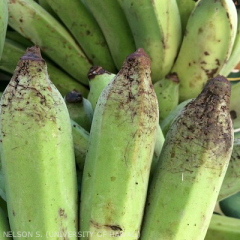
(140, 75, 233, 240)
(0, 46, 78, 239)
(80, 48, 159, 239)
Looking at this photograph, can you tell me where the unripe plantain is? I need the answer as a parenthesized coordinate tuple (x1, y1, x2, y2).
(0, 207, 11, 240)
(140, 75, 233, 240)
(153, 73, 179, 124)
(87, 66, 115, 110)
(80, 48, 159, 239)
(65, 90, 93, 132)
(0, 46, 78, 239)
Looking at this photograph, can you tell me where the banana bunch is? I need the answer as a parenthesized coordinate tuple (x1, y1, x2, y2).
(0, 0, 240, 239)
(0, 46, 239, 240)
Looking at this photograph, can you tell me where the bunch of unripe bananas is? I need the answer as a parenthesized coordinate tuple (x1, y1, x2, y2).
(0, 0, 240, 239)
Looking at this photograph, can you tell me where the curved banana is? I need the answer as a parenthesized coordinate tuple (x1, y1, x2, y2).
(140, 75, 233, 239)
(205, 214, 240, 240)
(0, 46, 78, 238)
(176, 0, 196, 35)
(7, 0, 92, 85)
(0, 0, 8, 60)
(37, 0, 60, 21)
(118, 0, 182, 82)
(220, 8, 240, 77)
(83, 0, 136, 70)
(45, 0, 116, 73)
(171, 0, 238, 101)
(153, 73, 180, 124)
(65, 90, 93, 132)
(0, 38, 89, 97)
(80, 49, 158, 239)
(87, 66, 115, 110)
(218, 138, 240, 201)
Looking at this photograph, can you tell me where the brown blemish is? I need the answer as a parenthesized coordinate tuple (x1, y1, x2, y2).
(204, 51, 209, 56)
(87, 66, 113, 80)
(166, 72, 179, 84)
(58, 208, 67, 218)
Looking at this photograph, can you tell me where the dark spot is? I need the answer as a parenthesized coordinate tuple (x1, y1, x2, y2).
(204, 51, 209, 56)
(12, 210, 15, 216)
(86, 30, 90, 35)
(230, 110, 237, 120)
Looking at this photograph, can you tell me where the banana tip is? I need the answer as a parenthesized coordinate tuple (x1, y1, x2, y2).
(65, 90, 82, 103)
(21, 46, 44, 61)
(126, 48, 151, 66)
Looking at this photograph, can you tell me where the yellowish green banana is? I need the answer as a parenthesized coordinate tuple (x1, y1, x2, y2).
(140, 75, 233, 240)
(80, 49, 158, 239)
(83, 0, 135, 70)
(205, 214, 240, 240)
(218, 138, 240, 201)
(7, 0, 92, 85)
(65, 90, 93, 132)
(220, 8, 240, 77)
(0, 0, 8, 60)
(118, 0, 182, 83)
(87, 66, 115, 110)
(153, 73, 180, 124)
(171, 0, 237, 101)
(45, 0, 116, 72)
(0, 38, 89, 97)
(0, 46, 78, 239)
(176, 0, 196, 35)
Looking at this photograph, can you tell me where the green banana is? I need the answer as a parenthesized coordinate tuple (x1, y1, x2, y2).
(0, 38, 89, 97)
(0, 0, 8, 60)
(229, 81, 240, 130)
(80, 49, 158, 239)
(7, 0, 92, 85)
(220, 8, 240, 77)
(0, 168, 5, 201)
(0, 207, 11, 239)
(205, 214, 240, 240)
(140, 75, 233, 239)
(153, 73, 180, 124)
(171, 0, 238, 101)
(83, 0, 136, 70)
(118, 0, 182, 83)
(218, 138, 240, 201)
(160, 98, 193, 136)
(87, 66, 115, 110)
(0, 46, 78, 238)
(37, 0, 60, 21)
(176, 0, 196, 35)
(65, 90, 93, 132)
(71, 119, 89, 176)
(45, 0, 116, 72)
(219, 192, 240, 219)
